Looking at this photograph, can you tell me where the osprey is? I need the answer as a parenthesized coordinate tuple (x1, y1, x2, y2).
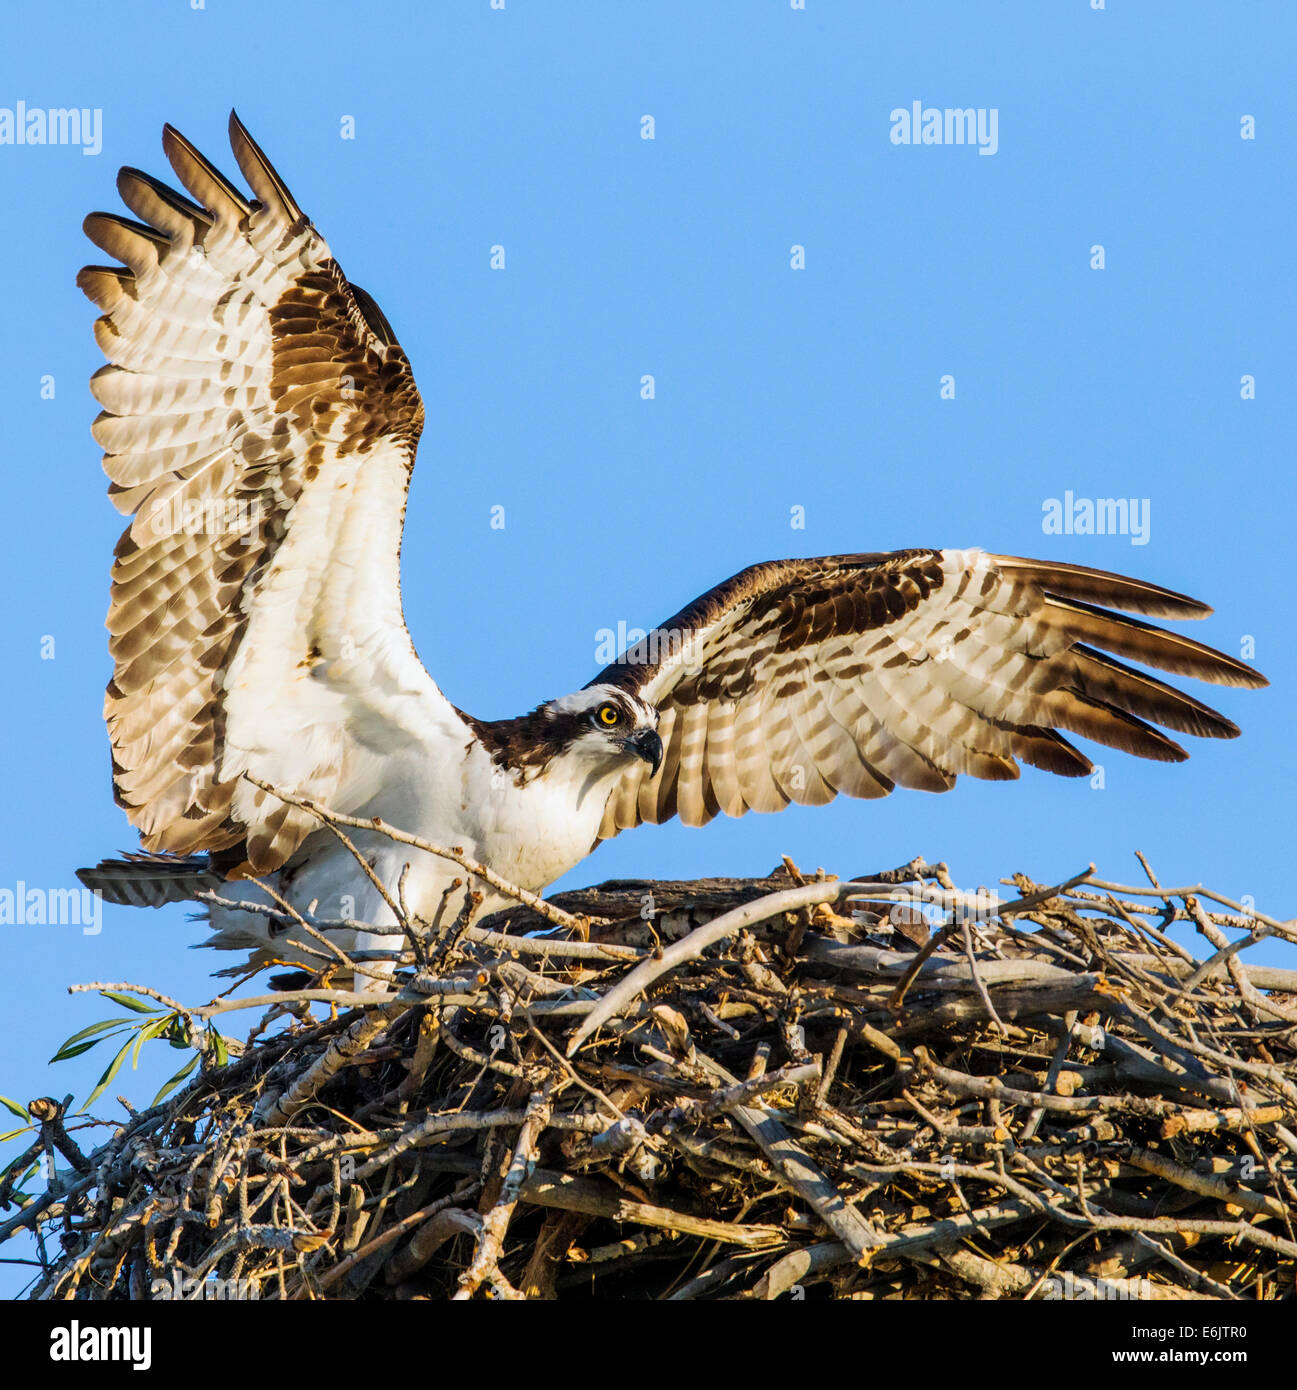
(77, 116, 1265, 988)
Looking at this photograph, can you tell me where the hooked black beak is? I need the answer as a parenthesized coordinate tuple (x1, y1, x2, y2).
(624, 728, 663, 777)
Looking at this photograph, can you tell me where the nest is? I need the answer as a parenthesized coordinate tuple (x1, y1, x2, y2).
(10, 847, 1297, 1301)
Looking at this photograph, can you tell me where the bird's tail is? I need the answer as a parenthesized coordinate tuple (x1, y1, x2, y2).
(75, 852, 222, 908)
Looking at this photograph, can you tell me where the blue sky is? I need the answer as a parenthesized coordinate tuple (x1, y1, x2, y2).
(0, 1, 1293, 1294)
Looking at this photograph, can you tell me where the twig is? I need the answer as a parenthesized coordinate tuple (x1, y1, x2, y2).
(566, 880, 840, 1055)
(455, 1084, 555, 1299)
(244, 774, 591, 935)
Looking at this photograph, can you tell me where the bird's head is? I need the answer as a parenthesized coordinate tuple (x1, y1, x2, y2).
(545, 685, 662, 775)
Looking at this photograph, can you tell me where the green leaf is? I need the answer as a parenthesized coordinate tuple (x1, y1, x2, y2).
(49, 1017, 137, 1062)
(81, 1034, 138, 1111)
(164, 1016, 192, 1050)
(99, 991, 162, 1014)
(2, 1160, 39, 1188)
(151, 1054, 199, 1107)
(0, 1126, 32, 1143)
(0, 1095, 29, 1120)
(130, 1016, 172, 1070)
(50, 1038, 114, 1062)
(210, 1030, 229, 1068)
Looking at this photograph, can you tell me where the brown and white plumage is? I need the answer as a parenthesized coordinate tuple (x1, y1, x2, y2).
(594, 549, 1265, 836)
(81, 114, 463, 880)
(74, 117, 1266, 986)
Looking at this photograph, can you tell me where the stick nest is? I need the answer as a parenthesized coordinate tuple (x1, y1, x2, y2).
(15, 853, 1297, 1301)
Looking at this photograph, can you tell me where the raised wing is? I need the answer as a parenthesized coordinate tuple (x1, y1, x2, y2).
(81, 113, 466, 875)
(594, 548, 1266, 836)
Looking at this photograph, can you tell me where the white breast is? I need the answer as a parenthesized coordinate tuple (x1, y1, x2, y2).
(201, 734, 623, 989)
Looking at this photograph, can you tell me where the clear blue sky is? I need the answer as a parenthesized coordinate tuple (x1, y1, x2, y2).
(0, 1, 1293, 1294)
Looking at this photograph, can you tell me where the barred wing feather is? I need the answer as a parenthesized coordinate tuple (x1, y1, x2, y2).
(594, 549, 1265, 836)
(80, 114, 465, 876)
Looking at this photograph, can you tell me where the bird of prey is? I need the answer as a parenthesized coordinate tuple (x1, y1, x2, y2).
(76, 115, 1265, 988)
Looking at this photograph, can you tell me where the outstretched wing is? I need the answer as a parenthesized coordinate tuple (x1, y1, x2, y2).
(594, 548, 1266, 836)
(81, 113, 467, 875)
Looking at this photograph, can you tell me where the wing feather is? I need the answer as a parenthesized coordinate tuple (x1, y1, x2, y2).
(593, 548, 1265, 835)
(83, 113, 466, 875)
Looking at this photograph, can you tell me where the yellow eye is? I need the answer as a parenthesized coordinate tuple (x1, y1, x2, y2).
(597, 703, 622, 727)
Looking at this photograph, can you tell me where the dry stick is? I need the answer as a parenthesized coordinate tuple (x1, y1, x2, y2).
(1100, 891, 1199, 970)
(1181, 896, 1297, 1025)
(255, 999, 411, 1128)
(1091, 875, 1297, 945)
(816, 1028, 849, 1108)
(383, 1207, 483, 1288)
(27, 1099, 93, 1176)
(245, 875, 362, 980)
(427, 886, 483, 975)
(1019, 1011, 1078, 1144)
(926, 1246, 1039, 1299)
(65, 980, 420, 1021)
(260, 784, 406, 931)
(466, 925, 642, 963)
(351, 1110, 603, 1185)
(749, 1200, 1040, 1299)
(1129, 1231, 1240, 1301)
(439, 1025, 527, 1082)
(195, 893, 392, 937)
(193, 896, 640, 963)
(1160, 1104, 1287, 1139)
(67, 982, 189, 1013)
(691, 1048, 884, 1260)
(454, 1085, 555, 1300)
(1028, 1013, 1234, 1106)
(864, 1154, 1297, 1261)
(518, 1168, 785, 1248)
(994, 863, 1098, 913)
(1271, 1125, 1297, 1163)
(665, 1128, 776, 1183)
(1114, 994, 1297, 1105)
(960, 919, 1006, 1036)
(245, 774, 590, 935)
(847, 863, 1095, 925)
(1019, 1231, 1117, 1302)
(248, 969, 489, 1129)
(938, 1246, 1221, 1302)
(194, 990, 375, 1017)
(306, 1189, 472, 1296)
(565, 879, 841, 1056)
(914, 1048, 1158, 1116)
(1119, 952, 1297, 995)
(900, 1088, 1006, 1145)
(660, 1061, 822, 1127)
(885, 924, 957, 1012)
(1119, 1145, 1289, 1221)
(810, 940, 1085, 988)
(522, 1017, 626, 1124)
